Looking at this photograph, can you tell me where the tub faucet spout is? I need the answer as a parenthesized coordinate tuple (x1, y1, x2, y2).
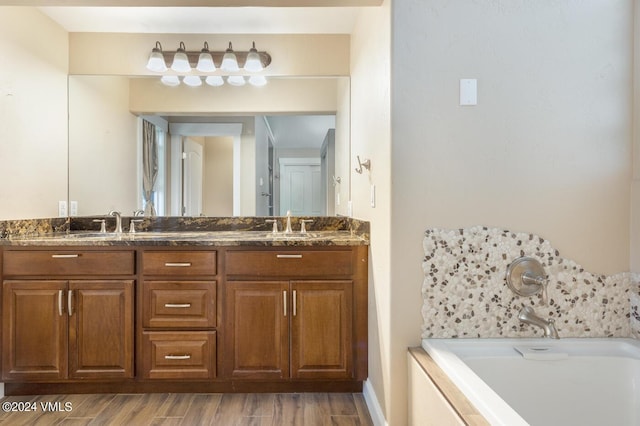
(518, 306, 559, 339)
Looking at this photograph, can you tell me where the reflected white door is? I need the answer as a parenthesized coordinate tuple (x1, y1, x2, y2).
(183, 138, 203, 216)
(280, 158, 323, 216)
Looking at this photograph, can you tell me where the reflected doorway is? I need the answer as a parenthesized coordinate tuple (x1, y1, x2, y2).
(279, 158, 324, 216)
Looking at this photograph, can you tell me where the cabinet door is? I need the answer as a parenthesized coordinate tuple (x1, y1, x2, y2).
(290, 281, 353, 379)
(224, 281, 289, 379)
(68, 280, 134, 379)
(2, 280, 68, 381)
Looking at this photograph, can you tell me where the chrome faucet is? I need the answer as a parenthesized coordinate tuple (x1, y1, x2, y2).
(518, 306, 559, 339)
(109, 210, 123, 234)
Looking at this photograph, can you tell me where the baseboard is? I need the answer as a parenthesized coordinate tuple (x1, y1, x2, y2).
(363, 379, 387, 426)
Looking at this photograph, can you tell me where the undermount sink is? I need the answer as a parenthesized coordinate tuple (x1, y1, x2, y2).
(264, 232, 319, 239)
(66, 232, 120, 238)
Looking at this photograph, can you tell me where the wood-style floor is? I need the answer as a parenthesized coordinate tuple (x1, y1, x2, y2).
(0, 393, 373, 425)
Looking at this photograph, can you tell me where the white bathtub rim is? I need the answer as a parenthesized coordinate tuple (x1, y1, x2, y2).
(421, 337, 640, 426)
(422, 338, 528, 426)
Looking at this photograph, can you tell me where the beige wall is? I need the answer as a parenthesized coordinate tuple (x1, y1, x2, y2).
(384, 1, 634, 425)
(0, 7, 68, 220)
(350, 1, 391, 424)
(632, 1, 640, 273)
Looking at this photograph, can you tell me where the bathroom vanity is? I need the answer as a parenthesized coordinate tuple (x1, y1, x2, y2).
(0, 218, 368, 395)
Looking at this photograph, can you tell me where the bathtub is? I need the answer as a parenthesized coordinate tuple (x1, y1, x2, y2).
(421, 338, 640, 426)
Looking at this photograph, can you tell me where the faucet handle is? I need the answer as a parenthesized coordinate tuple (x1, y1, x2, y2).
(92, 219, 106, 233)
(129, 219, 143, 234)
(300, 219, 313, 234)
(265, 219, 278, 234)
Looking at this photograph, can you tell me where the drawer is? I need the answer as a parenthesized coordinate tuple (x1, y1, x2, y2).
(142, 251, 217, 276)
(142, 331, 216, 379)
(3, 250, 135, 276)
(226, 250, 353, 277)
(142, 281, 216, 329)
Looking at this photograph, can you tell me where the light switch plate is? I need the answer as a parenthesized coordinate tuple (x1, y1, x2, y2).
(460, 79, 478, 106)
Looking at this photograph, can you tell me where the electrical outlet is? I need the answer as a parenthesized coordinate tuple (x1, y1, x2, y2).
(347, 200, 353, 217)
(70, 201, 78, 216)
(58, 201, 67, 217)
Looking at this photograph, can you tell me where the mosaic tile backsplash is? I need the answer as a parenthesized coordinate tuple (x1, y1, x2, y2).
(422, 226, 640, 339)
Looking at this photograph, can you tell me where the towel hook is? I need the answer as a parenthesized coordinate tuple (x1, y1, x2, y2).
(355, 156, 371, 174)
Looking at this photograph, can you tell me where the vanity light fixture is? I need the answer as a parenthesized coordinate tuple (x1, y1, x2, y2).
(248, 75, 267, 87)
(244, 42, 263, 72)
(221, 42, 240, 72)
(148, 41, 271, 88)
(170, 42, 191, 72)
(146, 42, 168, 72)
(160, 75, 180, 86)
(205, 75, 225, 87)
(227, 75, 246, 86)
(196, 42, 216, 72)
(183, 75, 203, 87)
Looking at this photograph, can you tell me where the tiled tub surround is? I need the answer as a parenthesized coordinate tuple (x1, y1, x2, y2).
(422, 226, 640, 339)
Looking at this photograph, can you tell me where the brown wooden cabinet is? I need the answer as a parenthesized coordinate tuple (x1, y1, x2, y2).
(1, 249, 135, 382)
(139, 249, 218, 380)
(225, 279, 352, 380)
(0, 241, 367, 394)
(2, 279, 134, 381)
(223, 248, 364, 382)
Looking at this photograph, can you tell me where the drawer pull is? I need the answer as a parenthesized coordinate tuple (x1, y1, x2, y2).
(164, 354, 191, 360)
(51, 254, 79, 259)
(276, 254, 303, 259)
(164, 262, 192, 267)
(164, 303, 192, 308)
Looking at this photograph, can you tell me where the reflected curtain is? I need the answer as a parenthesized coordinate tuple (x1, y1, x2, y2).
(142, 119, 158, 216)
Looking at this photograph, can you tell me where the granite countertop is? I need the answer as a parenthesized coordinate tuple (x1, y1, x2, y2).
(1, 230, 368, 247)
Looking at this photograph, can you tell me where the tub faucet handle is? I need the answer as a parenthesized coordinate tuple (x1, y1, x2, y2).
(522, 273, 549, 305)
(506, 257, 549, 305)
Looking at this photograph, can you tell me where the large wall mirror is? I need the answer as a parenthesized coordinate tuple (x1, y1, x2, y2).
(68, 75, 351, 218)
